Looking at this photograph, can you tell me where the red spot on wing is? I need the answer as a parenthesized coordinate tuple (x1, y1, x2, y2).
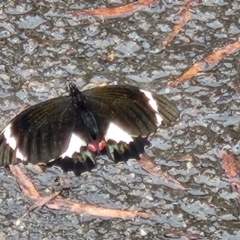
(88, 140, 106, 152)
(88, 144, 97, 152)
(99, 140, 106, 151)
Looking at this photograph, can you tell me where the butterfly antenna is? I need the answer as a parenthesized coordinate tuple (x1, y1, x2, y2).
(66, 80, 76, 93)
(67, 83, 78, 96)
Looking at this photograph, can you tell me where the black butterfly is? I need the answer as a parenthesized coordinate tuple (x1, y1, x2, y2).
(0, 84, 179, 175)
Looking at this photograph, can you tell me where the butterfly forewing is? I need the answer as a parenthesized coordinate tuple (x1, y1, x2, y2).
(81, 85, 179, 163)
(0, 96, 90, 165)
(82, 85, 178, 137)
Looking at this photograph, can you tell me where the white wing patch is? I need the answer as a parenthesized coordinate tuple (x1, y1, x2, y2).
(16, 148, 26, 161)
(3, 123, 17, 150)
(155, 113, 163, 126)
(105, 122, 133, 143)
(2, 123, 26, 161)
(140, 90, 163, 126)
(60, 133, 86, 158)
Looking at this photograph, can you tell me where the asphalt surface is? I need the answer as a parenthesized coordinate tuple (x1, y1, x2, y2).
(0, 0, 240, 239)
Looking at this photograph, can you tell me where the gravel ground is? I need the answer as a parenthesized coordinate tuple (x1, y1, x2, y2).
(1, 0, 240, 239)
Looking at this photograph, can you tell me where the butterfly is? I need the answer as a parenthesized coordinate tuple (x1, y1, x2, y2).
(0, 84, 179, 175)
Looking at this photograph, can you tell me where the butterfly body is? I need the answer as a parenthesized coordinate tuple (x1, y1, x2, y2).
(0, 84, 179, 175)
